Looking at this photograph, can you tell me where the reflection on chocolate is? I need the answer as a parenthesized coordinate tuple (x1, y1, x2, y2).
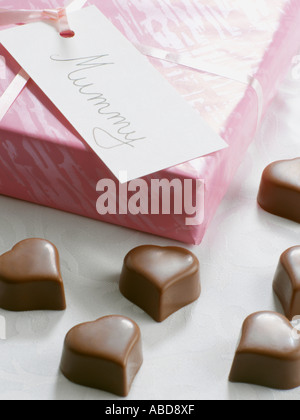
(119, 245, 200, 322)
(229, 312, 300, 390)
(257, 158, 300, 223)
(0, 239, 66, 311)
(273, 246, 300, 320)
(60, 315, 143, 397)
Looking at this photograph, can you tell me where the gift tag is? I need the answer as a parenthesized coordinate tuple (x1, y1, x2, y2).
(0, 5, 227, 182)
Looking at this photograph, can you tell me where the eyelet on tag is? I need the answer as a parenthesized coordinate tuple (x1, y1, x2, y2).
(60, 30, 75, 38)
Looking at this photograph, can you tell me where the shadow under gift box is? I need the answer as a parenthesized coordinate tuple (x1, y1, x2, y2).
(0, 0, 300, 245)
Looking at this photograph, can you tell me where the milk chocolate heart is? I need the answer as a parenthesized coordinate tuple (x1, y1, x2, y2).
(229, 311, 300, 390)
(0, 238, 66, 311)
(258, 158, 300, 223)
(273, 246, 300, 320)
(119, 245, 200, 322)
(60, 315, 143, 397)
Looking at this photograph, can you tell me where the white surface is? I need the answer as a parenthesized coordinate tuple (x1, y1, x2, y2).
(0, 62, 300, 401)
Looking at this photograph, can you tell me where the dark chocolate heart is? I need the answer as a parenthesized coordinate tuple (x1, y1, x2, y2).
(60, 315, 143, 397)
(229, 311, 300, 390)
(0, 238, 66, 311)
(258, 158, 300, 223)
(273, 246, 300, 320)
(120, 245, 200, 322)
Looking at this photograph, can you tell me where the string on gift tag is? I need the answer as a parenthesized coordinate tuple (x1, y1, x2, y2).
(0, 0, 83, 37)
(0, 0, 87, 120)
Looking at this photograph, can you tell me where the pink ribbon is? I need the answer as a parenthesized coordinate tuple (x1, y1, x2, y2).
(0, 4, 73, 37)
(0, 0, 87, 121)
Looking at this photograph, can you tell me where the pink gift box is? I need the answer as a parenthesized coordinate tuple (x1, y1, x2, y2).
(0, 0, 300, 245)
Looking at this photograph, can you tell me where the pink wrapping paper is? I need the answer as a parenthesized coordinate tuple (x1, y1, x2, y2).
(0, 0, 300, 245)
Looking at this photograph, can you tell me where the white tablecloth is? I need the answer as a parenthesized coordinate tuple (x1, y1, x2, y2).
(0, 60, 300, 401)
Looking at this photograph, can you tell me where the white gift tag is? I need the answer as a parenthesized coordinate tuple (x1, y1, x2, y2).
(0, 6, 227, 182)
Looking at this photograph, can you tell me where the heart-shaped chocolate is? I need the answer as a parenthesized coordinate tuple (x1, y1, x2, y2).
(60, 315, 143, 397)
(0, 238, 66, 311)
(229, 311, 300, 390)
(273, 246, 300, 320)
(119, 245, 200, 322)
(258, 158, 300, 223)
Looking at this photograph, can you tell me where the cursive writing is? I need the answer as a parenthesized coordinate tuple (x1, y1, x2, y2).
(50, 55, 146, 149)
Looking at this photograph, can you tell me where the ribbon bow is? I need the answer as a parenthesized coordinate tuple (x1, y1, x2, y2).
(0, 0, 86, 36)
(0, 0, 87, 121)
